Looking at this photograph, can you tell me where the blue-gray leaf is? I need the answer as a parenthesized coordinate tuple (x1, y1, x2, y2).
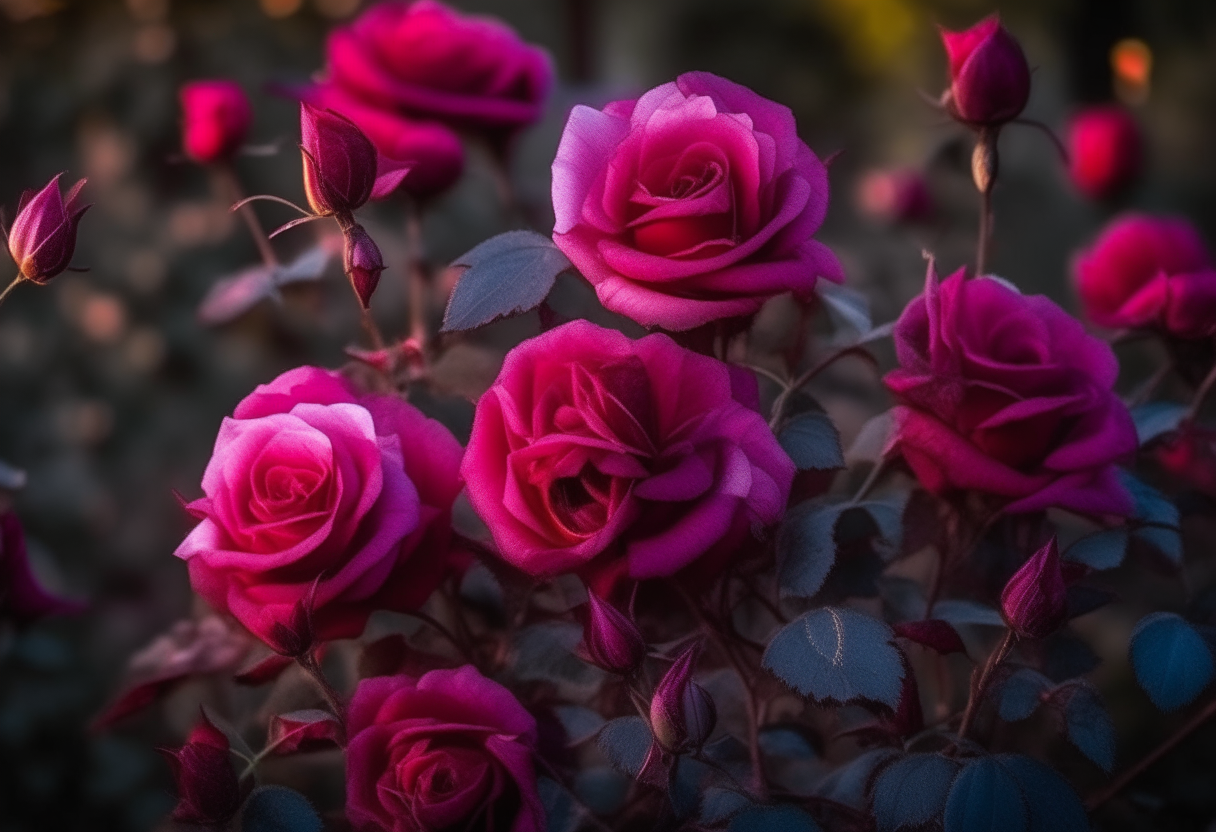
(554, 705, 606, 746)
(1129, 612, 1215, 711)
(729, 805, 822, 832)
(1064, 529, 1129, 571)
(1059, 682, 1115, 772)
(872, 753, 961, 832)
(1121, 472, 1182, 564)
(776, 501, 847, 598)
(944, 757, 1028, 832)
(1131, 401, 1189, 446)
(933, 600, 1006, 628)
(574, 766, 630, 816)
(779, 412, 845, 471)
(998, 754, 1089, 832)
(538, 776, 584, 832)
(763, 607, 904, 707)
(597, 716, 653, 778)
(442, 230, 571, 332)
(700, 788, 752, 825)
(239, 786, 322, 832)
(999, 668, 1052, 722)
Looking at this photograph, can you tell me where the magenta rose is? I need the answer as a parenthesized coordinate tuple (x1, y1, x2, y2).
(175, 367, 463, 647)
(346, 667, 543, 832)
(461, 320, 794, 580)
(180, 80, 251, 165)
(1073, 214, 1216, 339)
(551, 72, 843, 331)
(324, 0, 552, 137)
(884, 265, 1136, 516)
(1066, 106, 1142, 201)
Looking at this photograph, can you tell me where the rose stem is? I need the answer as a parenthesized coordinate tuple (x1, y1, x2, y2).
(1086, 694, 1216, 811)
(971, 129, 998, 276)
(404, 199, 429, 351)
(0, 275, 24, 310)
(672, 581, 768, 800)
(956, 629, 1016, 741)
(296, 649, 346, 723)
(768, 343, 878, 431)
(216, 164, 278, 268)
(1186, 359, 1216, 422)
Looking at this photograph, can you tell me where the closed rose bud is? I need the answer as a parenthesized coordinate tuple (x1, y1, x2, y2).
(650, 643, 716, 752)
(940, 15, 1031, 128)
(180, 80, 252, 165)
(342, 223, 384, 310)
(1001, 537, 1068, 640)
(1067, 105, 1143, 201)
(579, 591, 646, 674)
(7, 174, 89, 284)
(300, 103, 378, 217)
(160, 712, 243, 825)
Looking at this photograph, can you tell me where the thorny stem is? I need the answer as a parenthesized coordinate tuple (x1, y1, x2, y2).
(1187, 358, 1216, 422)
(1086, 694, 1216, 812)
(672, 582, 768, 800)
(296, 649, 346, 723)
(217, 166, 278, 267)
(405, 201, 429, 351)
(0, 275, 23, 310)
(956, 629, 1016, 741)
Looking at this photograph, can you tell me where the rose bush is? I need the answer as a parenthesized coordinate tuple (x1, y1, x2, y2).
(323, 0, 552, 139)
(345, 667, 544, 832)
(461, 319, 793, 581)
(1073, 214, 1216, 339)
(884, 265, 1137, 515)
(551, 71, 843, 331)
(175, 367, 463, 646)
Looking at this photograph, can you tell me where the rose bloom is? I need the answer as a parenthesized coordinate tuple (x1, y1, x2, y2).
(346, 667, 544, 832)
(1066, 105, 1142, 201)
(324, 0, 552, 138)
(180, 80, 252, 165)
(552, 72, 843, 332)
(461, 320, 794, 580)
(1073, 214, 1216, 340)
(884, 265, 1136, 516)
(175, 367, 463, 646)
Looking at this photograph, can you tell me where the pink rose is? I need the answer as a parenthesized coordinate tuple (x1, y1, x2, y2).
(303, 83, 465, 198)
(175, 367, 463, 647)
(461, 320, 794, 580)
(180, 80, 252, 165)
(1073, 214, 1216, 339)
(1066, 106, 1142, 201)
(346, 667, 543, 832)
(324, 0, 552, 138)
(551, 72, 843, 331)
(885, 265, 1136, 516)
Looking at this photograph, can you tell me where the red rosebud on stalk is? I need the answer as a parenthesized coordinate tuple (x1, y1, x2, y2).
(180, 80, 252, 165)
(578, 591, 646, 675)
(649, 643, 716, 752)
(300, 103, 379, 218)
(1066, 105, 1143, 201)
(342, 222, 385, 310)
(159, 711, 244, 825)
(0, 511, 84, 626)
(1000, 537, 1068, 640)
(7, 174, 90, 284)
(940, 15, 1031, 129)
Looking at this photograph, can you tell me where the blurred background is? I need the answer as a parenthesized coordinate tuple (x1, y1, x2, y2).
(2, 0, 1216, 829)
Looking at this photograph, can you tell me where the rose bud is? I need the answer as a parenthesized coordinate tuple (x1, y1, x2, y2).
(650, 643, 716, 752)
(300, 103, 379, 218)
(1066, 105, 1143, 201)
(1073, 214, 1216, 340)
(578, 591, 646, 675)
(342, 223, 385, 310)
(0, 511, 83, 627)
(7, 173, 90, 284)
(180, 80, 252, 165)
(940, 15, 1031, 128)
(856, 168, 934, 225)
(159, 711, 243, 826)
(1000, 537, 1068, 640)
